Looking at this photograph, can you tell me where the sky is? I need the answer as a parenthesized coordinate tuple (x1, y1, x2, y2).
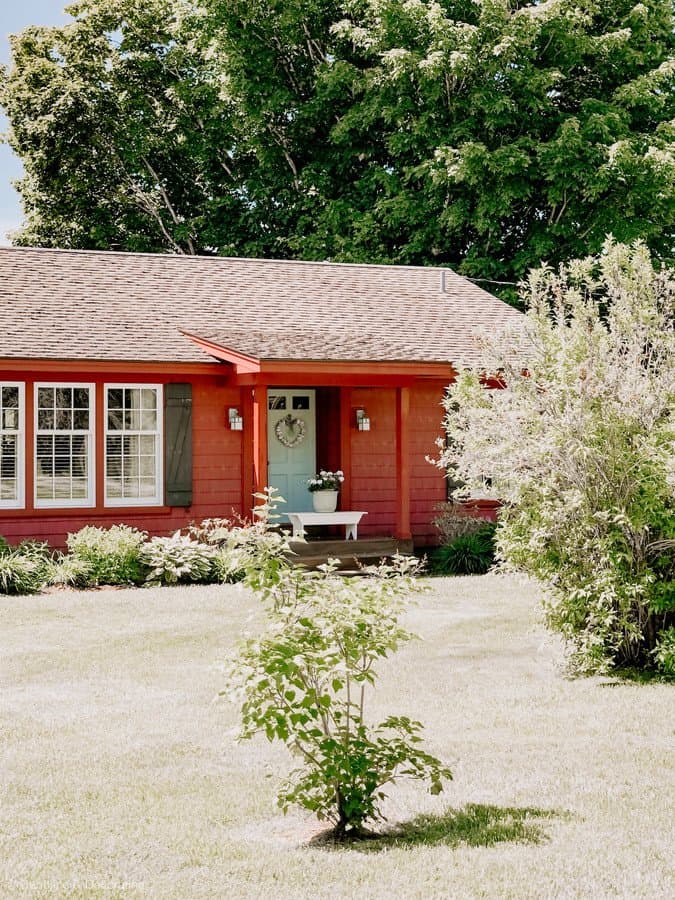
(0, 1, 72, 245)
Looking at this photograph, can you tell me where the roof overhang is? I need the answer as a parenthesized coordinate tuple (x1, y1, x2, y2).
(181, 330, 456, 385)
(0, 357, 226, 376)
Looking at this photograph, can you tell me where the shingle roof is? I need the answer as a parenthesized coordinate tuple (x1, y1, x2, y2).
(0, 247, 523, 367)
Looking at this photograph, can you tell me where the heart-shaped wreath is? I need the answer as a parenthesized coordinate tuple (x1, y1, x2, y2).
(275, 413, 307, 448)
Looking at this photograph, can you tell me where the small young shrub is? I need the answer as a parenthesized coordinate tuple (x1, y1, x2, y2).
(653, 628, 675, 678)
(0, 550, 48, 595)
(67, 524, 148, 585)
(47, 554, 94, 588)
(0, 536, 10, 556)
(140, 532, 215, 585)
(225, 490, 452, 840)
(430, 524, 497, 576)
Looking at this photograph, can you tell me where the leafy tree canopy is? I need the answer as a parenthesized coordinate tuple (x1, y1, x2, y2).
(1, 0, 673, 290)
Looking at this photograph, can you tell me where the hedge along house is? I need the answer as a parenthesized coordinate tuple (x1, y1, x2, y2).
(0, 248, 522, 550)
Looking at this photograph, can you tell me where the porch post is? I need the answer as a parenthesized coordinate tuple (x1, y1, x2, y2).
(395, 386, 412, 540)
(252, 384, 268, 498)
(339, 387, 352, 510)
(241, 387, 255, 516)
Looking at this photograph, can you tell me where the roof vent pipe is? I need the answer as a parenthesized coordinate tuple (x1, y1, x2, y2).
(440, 269, 447, 294)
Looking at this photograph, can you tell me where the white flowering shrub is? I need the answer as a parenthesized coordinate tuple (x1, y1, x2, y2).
(190, 492, 291, 584)
(67, 524, 148, 585)
(140, 532, 216, 586)
(437, 240, 675, 674)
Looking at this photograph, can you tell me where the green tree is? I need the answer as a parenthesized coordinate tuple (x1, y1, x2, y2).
(436, 240, 675, 674)
(2, 1, 673, 288)
(0, 0, 245, 253)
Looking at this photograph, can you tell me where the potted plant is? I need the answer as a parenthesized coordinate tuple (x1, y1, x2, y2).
(307, 470, 345, 513)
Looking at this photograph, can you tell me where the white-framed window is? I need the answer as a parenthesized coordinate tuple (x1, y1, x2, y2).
(0, 382, 25, 509)
(35, 383, 95, 507)
(105, 385, 163, 506)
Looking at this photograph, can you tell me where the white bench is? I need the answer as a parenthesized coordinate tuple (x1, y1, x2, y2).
(287, 511, 367, 541)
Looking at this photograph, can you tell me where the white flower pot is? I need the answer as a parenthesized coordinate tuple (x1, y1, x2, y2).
(312, 490, 338, 513)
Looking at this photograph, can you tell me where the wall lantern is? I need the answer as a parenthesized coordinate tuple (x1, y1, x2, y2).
(355, 408, 371, 431)
(228, 407, 243, 431)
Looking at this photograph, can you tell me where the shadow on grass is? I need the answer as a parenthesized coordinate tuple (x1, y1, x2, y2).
(310, 803, 566, 852)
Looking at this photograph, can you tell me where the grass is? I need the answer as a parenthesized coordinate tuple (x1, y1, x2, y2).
(1, 575, 673, 899)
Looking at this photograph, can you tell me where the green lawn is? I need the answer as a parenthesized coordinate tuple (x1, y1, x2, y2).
(1, 576, 673, 899)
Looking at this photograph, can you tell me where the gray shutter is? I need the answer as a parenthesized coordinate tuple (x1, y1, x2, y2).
(165, 383, 193, 507)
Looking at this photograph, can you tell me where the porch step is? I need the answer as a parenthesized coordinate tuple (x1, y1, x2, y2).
(286, 537, 414, 571)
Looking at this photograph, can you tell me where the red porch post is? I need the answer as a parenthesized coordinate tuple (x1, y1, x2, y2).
(241, 387, 254, 516)
(252, 384, 268, 498)
(339, 387, 352, 510)
(395, 386, 412, 540)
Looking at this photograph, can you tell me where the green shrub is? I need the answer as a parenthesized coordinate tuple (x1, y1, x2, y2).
(47, 554, 94, 588)
(653, 628, 675, 678)
(15, 540, 52, 562)
(0, 550, 48, 595)
(432, 503, 495, 543)
(140, 532, 215, 585)
(436, 241, 675, 673)
(225, 490, 452, 840)
(430, 524, 497, 576)
(0, 536, 10, 556)
(67, 525, 148, 585)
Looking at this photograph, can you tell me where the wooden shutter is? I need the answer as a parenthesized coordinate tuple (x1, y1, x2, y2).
(165, 383, 193, 507)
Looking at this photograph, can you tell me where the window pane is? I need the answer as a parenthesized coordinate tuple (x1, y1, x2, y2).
(2, 386, 18, 408)
(108, 388, 123, 409)
(141, 389, 157, 410)
(73, 388, 90, 409)
(73, 409, 89, 430)
(126, 388, 141, 410)
(140, 435, 155, 455)
(38, 409, 53, 430)
(71, 477, 88, 498)
(125, 409, 142, 430)
(36, 476, 54, 500)
(108, 409, 123, 431)
(292, 395, 310, 410)
(140, 478, 156, 497)
(54, 408, 73, 430)
(38, 387, 54, 409)
(268, 395, 286, 410)
(2, 409, 18, 430)
(141, 411, 157, 431)
(55, 387, 73, 409)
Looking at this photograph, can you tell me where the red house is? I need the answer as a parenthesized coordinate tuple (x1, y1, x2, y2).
(0, 248, 521, 549)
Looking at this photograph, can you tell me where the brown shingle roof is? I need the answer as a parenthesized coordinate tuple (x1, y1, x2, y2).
(0, 247, 523, 367)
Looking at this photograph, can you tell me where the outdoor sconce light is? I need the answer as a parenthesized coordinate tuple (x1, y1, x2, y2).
(228, 407, 243, 431)
(355, 408, 371, 431)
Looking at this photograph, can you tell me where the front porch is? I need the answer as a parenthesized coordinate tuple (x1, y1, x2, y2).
(184, 333, 455, 547)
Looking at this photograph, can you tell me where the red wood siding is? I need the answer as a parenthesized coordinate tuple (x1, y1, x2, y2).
(0, 369, 451, 549)
(409, 382, 449, 546)
(348, 384, 447, 545)
(0, 370, 245, 548)
(349, 388, 398, 537)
